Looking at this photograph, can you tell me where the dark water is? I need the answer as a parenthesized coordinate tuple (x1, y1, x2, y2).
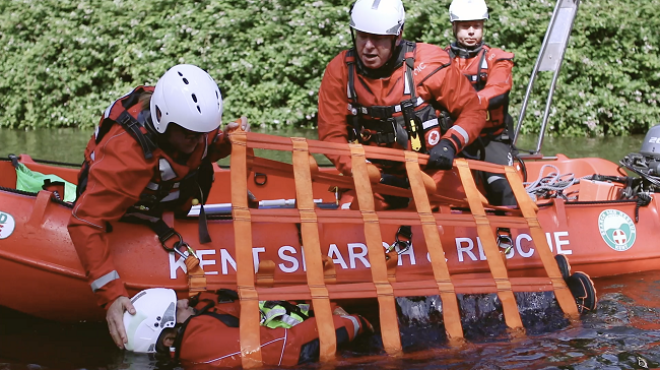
(0, 128, 654, 369)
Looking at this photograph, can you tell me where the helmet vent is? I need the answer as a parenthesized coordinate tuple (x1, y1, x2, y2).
(177, 71, 183, 77)
(182, 78, 189, 85)
(215, 91, 219, 99)
(192, 94, 198, 103)
(371, 0, 381, 9)
(197, 106, 201, 113)
(155, 106, 162, 123)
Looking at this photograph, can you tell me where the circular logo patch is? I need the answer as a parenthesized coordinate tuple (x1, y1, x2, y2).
(0, 211, 16, 240)
(428, 131, 440, 146)
(598, 209, 636, 251)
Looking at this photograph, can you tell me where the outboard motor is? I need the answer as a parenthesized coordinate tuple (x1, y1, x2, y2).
(619, 124, 660, 193)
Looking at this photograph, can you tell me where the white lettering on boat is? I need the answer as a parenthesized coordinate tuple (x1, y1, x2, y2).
(167, 232, 573, 279)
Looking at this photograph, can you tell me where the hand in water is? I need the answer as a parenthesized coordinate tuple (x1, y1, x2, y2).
(106, 296, 136, 349)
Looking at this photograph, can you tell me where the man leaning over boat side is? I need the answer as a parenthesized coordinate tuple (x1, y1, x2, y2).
(67, 64, 249, 349)
(121, 288, 371, 366)
(444, 0, 517, 206)
(317, 0, 487, 210)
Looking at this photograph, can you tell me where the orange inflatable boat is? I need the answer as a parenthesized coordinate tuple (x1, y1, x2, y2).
(0, 0, 655, 363)
(0, 132, 655, 317)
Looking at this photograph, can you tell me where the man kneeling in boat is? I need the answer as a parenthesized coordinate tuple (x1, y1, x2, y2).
(123, 288, 371, 367)
(444, 0, 517, 206)
(317, 0, 487, 210)
(67, 64, 248, 349)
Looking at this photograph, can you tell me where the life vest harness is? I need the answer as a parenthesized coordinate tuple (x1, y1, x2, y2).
(448, 45, 489, 92)
(447, 43, 513, 138)
(346, 41, 442, 153)
(76, 87, 214, 244)
(171, 290, 312, 359)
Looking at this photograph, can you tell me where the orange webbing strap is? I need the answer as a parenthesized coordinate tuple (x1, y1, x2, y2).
(349, 144, 403, 357)
(229, 131, 263, 368)
(455, 158, 524, 334)
(404, 152, 464, 345)
(504, 166, 579, 318)
(291, 138, 337, 362)
(184, 256, 207, 297)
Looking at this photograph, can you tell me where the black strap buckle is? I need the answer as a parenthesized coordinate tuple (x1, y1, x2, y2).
(161, 231, 198, 260)
(496, 227, 513, 254)
(386, 225, 412, 255)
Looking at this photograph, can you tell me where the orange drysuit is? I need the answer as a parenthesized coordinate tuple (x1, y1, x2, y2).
(318, 41, 487, 177)
(446, 43, 514, 137)
(176, 291, 369, 367)
(68, 86, 232, 307)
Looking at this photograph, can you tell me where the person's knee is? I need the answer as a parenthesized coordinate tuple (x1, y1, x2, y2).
(485, 175, 516, 206)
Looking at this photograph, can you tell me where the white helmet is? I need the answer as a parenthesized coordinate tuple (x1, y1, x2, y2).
(449, 0, 489, 22)
(150, 64, 223, 134)
(123, 288, 177, 353)
(350, 0, 405, 36)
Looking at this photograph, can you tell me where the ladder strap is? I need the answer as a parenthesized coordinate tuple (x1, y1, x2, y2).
(504, 166, 579, 318)
(349, 144, 402, 357)
(291, 138, 337, 362)
(184, 256, 207, 297)
(229, 131, 263, 368)
(404, 151, 464, 345)
(455, 158, 524, 334)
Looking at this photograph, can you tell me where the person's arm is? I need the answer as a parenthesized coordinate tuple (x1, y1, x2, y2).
(429, 64, 487, 153)
(317, 54, 354, 176)
(68, 128, 153, 347)
(477, 52, 514, 110)
(208, 116, 250, 162)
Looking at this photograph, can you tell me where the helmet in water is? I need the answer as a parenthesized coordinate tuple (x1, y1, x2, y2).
(449, 0, 489, 22)
(150, 64, 223, 134)
(123, 288, 177, 353)
(350, 0, 406, 36)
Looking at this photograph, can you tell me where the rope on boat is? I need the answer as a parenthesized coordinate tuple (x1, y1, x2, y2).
(524, 164, 586, 200)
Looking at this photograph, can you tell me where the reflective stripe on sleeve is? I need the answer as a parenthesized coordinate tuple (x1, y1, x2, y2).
(342, 315, 360, 338)
(91, 270, 120, 292)
(451, 126, 470, 145)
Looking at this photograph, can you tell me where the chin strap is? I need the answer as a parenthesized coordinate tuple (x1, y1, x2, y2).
(449, 41, 484, 59)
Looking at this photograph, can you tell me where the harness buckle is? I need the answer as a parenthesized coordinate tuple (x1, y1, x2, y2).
(386, 225, 413, 255)
(401, 100, 422, 152)
(496, 227, 513, 255)
(161, 231, 199, 260)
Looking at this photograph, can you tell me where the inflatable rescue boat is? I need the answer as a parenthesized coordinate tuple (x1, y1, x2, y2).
(0, 0, 657, 364)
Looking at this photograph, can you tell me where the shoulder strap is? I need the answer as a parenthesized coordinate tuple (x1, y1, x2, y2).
(475, 49, 489, 91)
(345, 49, 358, 103)
(97, 87, 158, 159)
(173, 300, 240, 359)
(403, 41, 417, 100)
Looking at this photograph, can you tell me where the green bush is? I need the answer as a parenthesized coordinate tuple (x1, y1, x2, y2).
(0, 0, 658, 136)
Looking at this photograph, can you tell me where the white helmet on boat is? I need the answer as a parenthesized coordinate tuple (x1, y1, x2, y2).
(449, 0, 489, 22)
(123, 288, 177, 353)
(350, 0, 406, 36)
(150, 64, 223, 134)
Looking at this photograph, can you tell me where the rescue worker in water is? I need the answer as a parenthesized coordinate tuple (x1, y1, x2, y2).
(445, 0, 517, 206)
(317, 0, 487, 209)
(67, 64, 249, 349)
(122, 288, 371, 367)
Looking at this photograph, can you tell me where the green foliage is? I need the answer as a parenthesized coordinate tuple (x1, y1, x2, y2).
(1, 0, 659, 136)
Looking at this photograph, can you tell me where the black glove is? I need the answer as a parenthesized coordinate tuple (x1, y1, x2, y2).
(427, 139, 456, 170)
(380, 174, 410, 189)
(380, 174, 410, 209)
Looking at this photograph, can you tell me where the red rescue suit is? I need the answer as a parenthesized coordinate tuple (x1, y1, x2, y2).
(318, 41, 487, 177)
(67, 86, 232, 307)
(447, 44, 514, 137)
(176, 291, 369, 367)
